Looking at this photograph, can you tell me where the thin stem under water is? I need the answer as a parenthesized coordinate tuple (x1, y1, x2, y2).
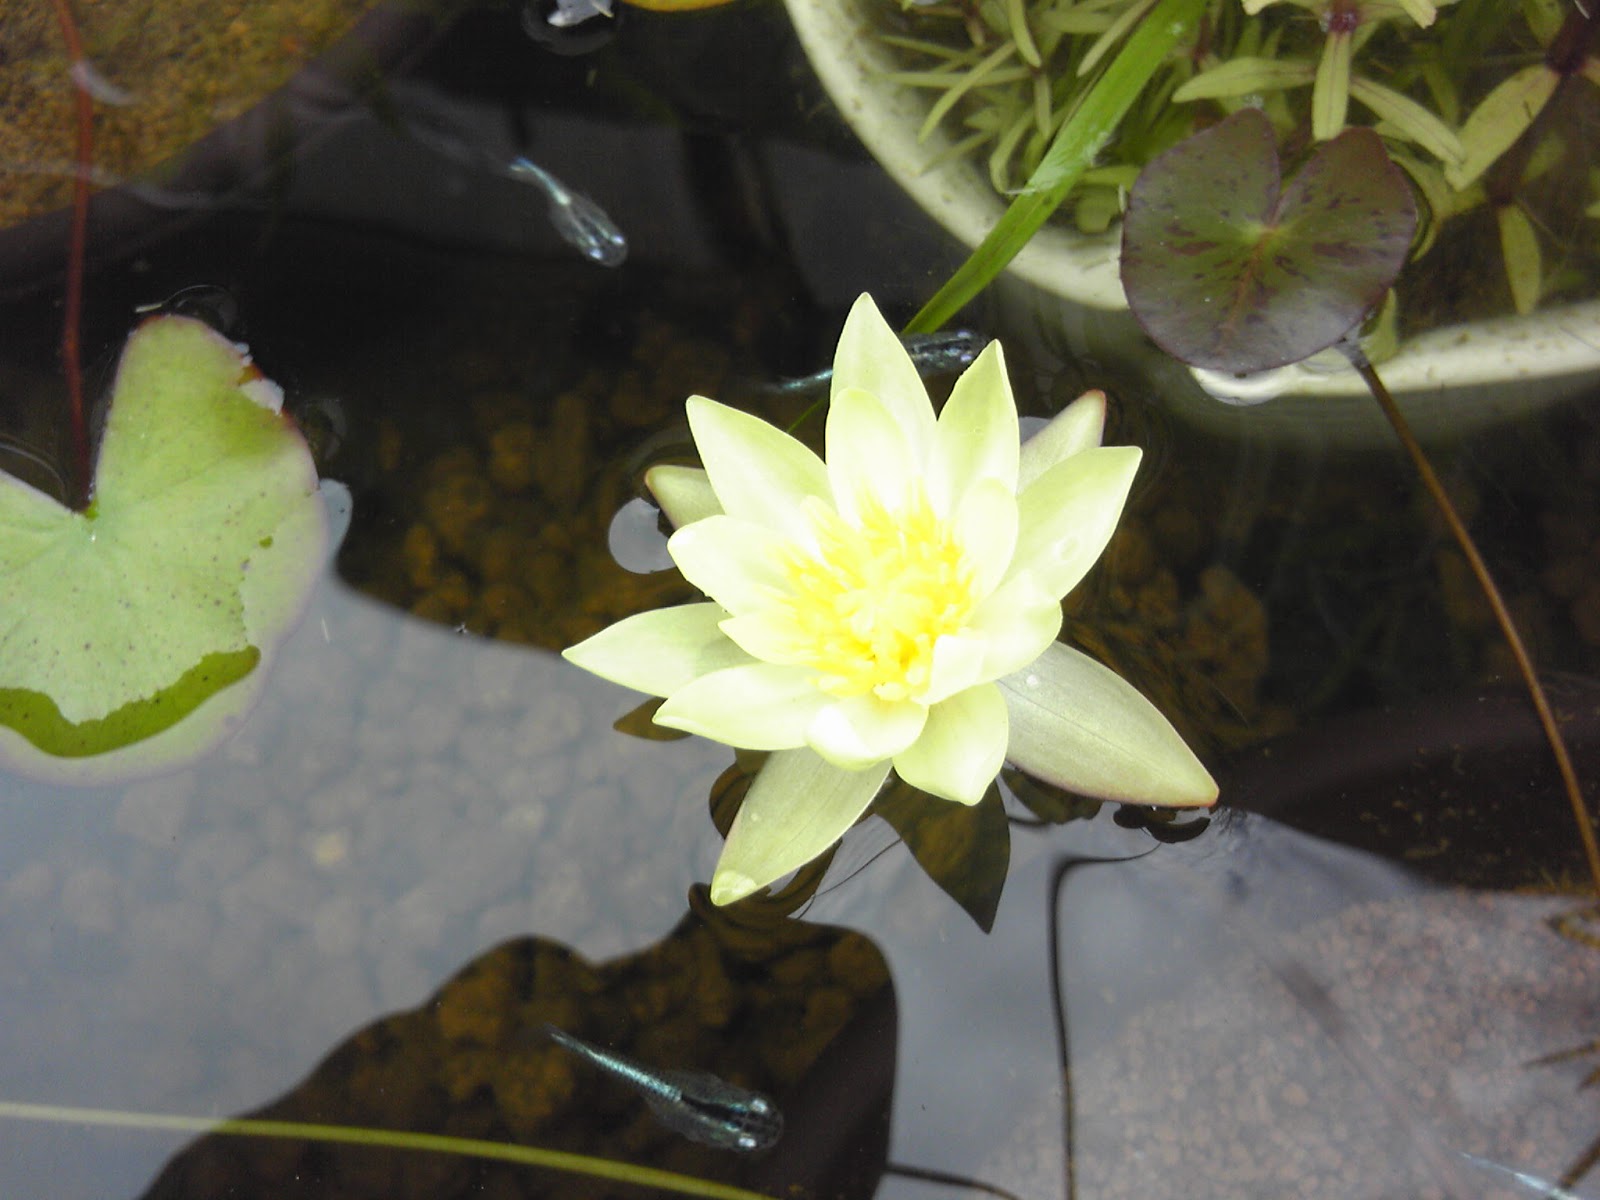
(1344, 343, 1600, 898)
(49, 0, 95, 511)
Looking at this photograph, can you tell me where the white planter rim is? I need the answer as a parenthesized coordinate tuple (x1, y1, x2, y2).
(784, 0, 1600, 408)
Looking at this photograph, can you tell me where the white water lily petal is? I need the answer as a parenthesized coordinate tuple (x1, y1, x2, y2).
(667, 515, 791, 616)
(562, 602, 754, 696)
(807, 693, 927, 769)
(921, 632, 988, 706)
(711, 749, 890, 904)
(1001, 642, 1218, 807)
(1014, 445, 1141, 599)
(952, 477, 1020, 599)
(1018, 390, 1105, 490)
(565, 293, 1217, 907)
(965, 570, 1065, 680)
(656, 662, 824, 749)
(830, 294, 935, 462)
(719, 608, 806, 665)
(930, 341, 1018, 514)
(645, 464, 721, 527)
(894, 682, 1008, 805)
(825, 385, 918, 522)
(686, 396, 829, 540)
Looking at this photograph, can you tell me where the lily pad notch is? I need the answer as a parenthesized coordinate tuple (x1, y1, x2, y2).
(0, 315, 328, 776)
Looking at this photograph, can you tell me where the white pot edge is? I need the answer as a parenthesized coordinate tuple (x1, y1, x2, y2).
(785, 0, 1600, 434)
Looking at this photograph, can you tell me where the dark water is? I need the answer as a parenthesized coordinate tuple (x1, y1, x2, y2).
(1, 4, 1598, 1199)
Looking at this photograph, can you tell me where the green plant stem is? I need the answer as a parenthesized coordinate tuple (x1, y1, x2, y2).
(49, 0, 94, 511)
(0, 1100, 779, 1200)
(903, 0, 1210, 336)
(1347, 348, 1600, 899)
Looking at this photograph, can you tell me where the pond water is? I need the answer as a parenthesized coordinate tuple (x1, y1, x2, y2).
(1, 4, 1598, 1200)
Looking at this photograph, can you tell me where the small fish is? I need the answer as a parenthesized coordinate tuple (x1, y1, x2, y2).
(519, 0, 617, 53)
(133, 284, 240, 334)
(770, 329, 990, 395)
(505, 157, 628, 267)
(541, 1024, 782, 1151)
(1457, 1150, 1588, 1199)
(546, 0, 613, 26)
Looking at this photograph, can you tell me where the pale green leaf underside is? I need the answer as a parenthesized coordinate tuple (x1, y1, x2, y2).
(0, 315, 324, 754)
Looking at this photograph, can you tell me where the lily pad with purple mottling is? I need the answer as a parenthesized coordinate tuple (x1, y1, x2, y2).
(1121, 107, 1416, 374)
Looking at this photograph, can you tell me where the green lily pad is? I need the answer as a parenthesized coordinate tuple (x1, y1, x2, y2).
(1121, 107, 1417, 373)
(0, 315, 326, 774)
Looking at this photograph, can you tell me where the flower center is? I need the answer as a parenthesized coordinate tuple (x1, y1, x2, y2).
(774, 489, 976, 702)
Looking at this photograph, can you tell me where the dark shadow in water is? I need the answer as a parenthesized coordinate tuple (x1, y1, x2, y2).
(1226, 676, 1600, 889)
(138, 890, 895, 1200)
(1047, 685, 1600, 1200)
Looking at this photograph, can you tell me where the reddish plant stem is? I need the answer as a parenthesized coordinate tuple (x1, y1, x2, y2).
(1347, 348, 1600, 899)
(49, 0, 95, 512)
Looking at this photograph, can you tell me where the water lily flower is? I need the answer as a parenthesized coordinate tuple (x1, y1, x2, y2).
(564, 294, 1217, 904)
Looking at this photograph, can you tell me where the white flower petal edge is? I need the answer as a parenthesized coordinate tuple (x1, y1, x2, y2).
(930, 342, 1019, 514)
(657, 662, 825, 749)
(1013, 444, 1142, 600)
(561, 602, 754, 696)
(645, 464, 721, 526)
(1000, 642, 1218, 807)
(666, 516, 792, 616)
(686, 396, 828, 542)
(950, 477, 1020, 600)
(807, 693, 928, 768)
(711, 749, 891, 905)
(830, 294, 935, 462)
(1019, 390, 1105, 490)
(825, 385, 918, 522)
(963, 570, 1065, 681)
(893, 682, 1008, 805)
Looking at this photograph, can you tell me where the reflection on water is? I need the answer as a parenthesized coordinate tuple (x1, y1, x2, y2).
(0, 573, 736, 1196)
(0, 1, 1598, 1198)
(141, 910, 889, 1196)
(1053, 840, 1600, 1200)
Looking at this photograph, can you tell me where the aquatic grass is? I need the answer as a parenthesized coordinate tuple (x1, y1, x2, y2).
(915, 43, 1024, 144)
(1075, 0, 1153, 79)
(880, 0, 1599, 333)
(0, 1100, 781, 1200)
(905, 0, 1210, 334)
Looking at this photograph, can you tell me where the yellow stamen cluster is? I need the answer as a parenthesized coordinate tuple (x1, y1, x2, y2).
(774, 489, 977, 702)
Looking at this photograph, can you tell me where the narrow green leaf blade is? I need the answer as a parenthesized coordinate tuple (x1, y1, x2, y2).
(904, 0, 1210, 335)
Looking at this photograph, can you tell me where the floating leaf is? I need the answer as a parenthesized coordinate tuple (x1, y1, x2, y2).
(614, 696, 691, 742)
(872, 778, 1010, 933)
(0, 316, 325, 771)
(1121, 107, 1417, 373)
